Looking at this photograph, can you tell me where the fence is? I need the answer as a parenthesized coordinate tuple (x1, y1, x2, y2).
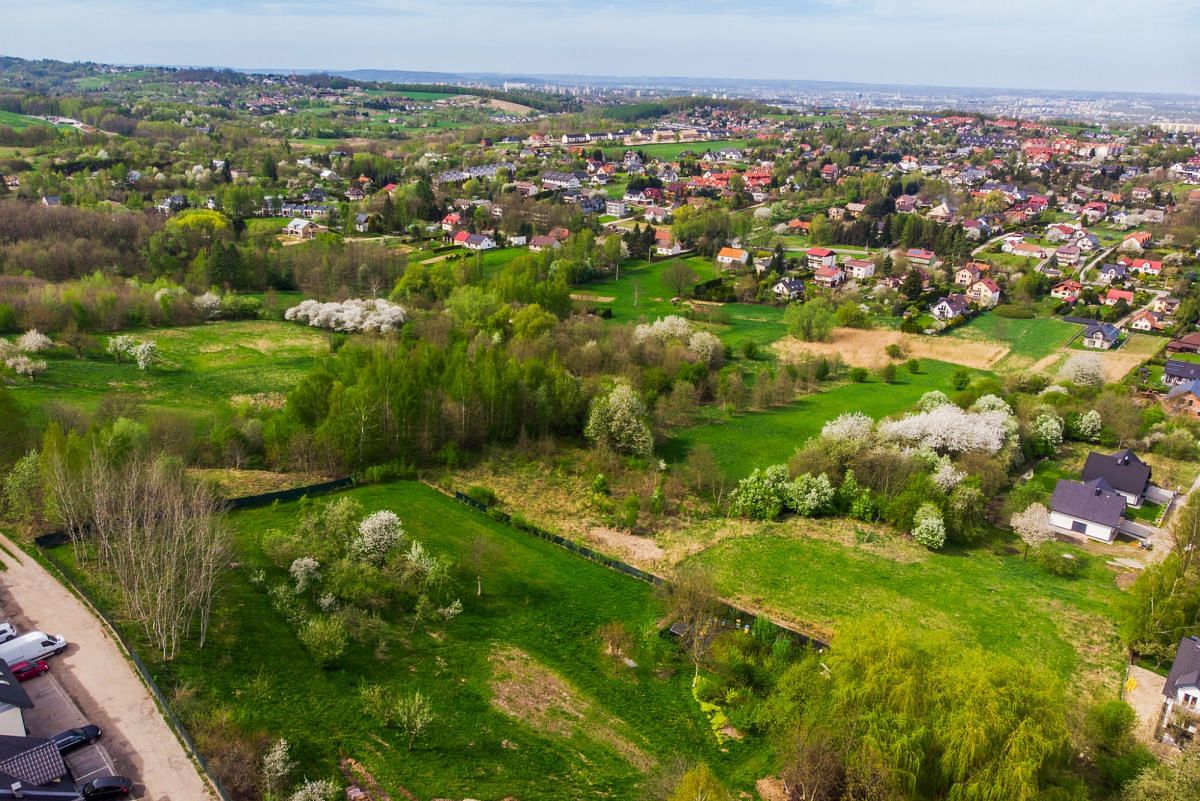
(224, 476, 355, 509)
(36, 548, 234, 801)
(448, 488, 827, 648)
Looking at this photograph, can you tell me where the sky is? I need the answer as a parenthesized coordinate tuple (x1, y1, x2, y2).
(3, 0, 1199, 95)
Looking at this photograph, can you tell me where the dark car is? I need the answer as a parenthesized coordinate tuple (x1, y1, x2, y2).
(8, 659, 48, 681)
(78, 776, 131, 800)
(50, 724, 102, 754)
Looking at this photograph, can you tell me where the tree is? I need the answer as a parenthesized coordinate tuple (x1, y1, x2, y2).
(394, 690, 435, 750)
(669, 763, 729, 801)
(298, 615, 347, 668)
(584, 382, 654, 457)
(667, 565, 720, 677)
(1121, 743, 1200, 801)
(288, 779, 338, 801)
(784, 298, 836, 342)
(1063, 352, 1106, 388)
(1011, 503, 1054, 558)
(662, 260, 699, 298)
(912, 503, 946, 549)
(260, 738, 296, 801)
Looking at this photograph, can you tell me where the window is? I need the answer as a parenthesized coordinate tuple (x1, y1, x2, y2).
(1185, 693, 1198, 710)
(1071, 520, 1087, 534)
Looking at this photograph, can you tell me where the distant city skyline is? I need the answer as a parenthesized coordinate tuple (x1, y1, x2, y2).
(4, 0, 1199, 97)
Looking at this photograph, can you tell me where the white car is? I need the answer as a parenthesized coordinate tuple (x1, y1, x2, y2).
(0, 623, 16, 644)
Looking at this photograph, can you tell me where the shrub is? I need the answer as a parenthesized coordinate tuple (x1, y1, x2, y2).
(465, 485, 498, 507)
(1037, 545, 1087, 578)
(885, 343, 905, 360)
(785, 473, 836, 517)
(848, 367, 869, 383)
(905, 358, 920, 373)
(911, 503, 946, 550)
(878, 363, 897, 384)
(298, 615, 349, 667)
(729, 465, 789, 520)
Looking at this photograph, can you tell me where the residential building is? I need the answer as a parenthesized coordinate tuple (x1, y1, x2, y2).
(906, 248, 936, 266)
(1128, 310, 1163, 332)
(1160, 636, 1200, 743)
(805, 247, 837, 270)
(1104, 288, 1134, 306)
(954, 264, 982, 287)
(528, 235, 561, 252)
(1163, 360, 1200, 386)
(967, 278, 1001, 307)
(1080, 449, 1151, 507)
(1049, 478, 1125, 543)
(654, 230, 682, 257)
(1051, 280, 1082, 302)
(843, 258, 875, 280)
(813, 265, 845, 288)
(716, 247, 749, 268)
(1165, 380, 1200, 419)
(1096, 263, 1128, 284)
(1082, 323, 1120, 349)
(930, 294, 969, 321)
(773, 278, 805, 301)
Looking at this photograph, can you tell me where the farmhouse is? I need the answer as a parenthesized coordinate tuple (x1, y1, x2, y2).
(773, 278, 805, 301)
(1160, 636, 1200, 743)
(1082, 323, 1120, 349)
(716, 247, 749, 268)
(1080, 449, 1151, 507)
(930, 294, 969, 322)
(1049, 478, 1125, 543)
(843, 258, 875, 280)
(805, 247, 837, 270)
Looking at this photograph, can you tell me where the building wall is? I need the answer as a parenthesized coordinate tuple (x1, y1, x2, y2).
(0, 704, 25, 737)
(1049, 510, 1116, 543)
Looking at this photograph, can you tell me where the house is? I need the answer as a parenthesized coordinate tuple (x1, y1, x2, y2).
(1163, 359, 1200, 386)
(528, 235, 561, 252)
(961, 218, 989, 240)
(895, 194, 918, 213)
(954, 264, 982, 287)
(1128, 310, 1164, 332)
(773, 278, 805, 302)
(1121, 231, 1152, 252)
(462, 233, 496, 251)
(820, 163, 840, 182)
(1103, 288, 1134, 306)
(1051, 280, 1083, 302)
(441, 212, 462, 231)
(157, 194, 188, 215)
(805, 247, 837, 270)
(813, 265, 845, 288)
(0, 734, 76, 798)
(1122, 257, 1163, 276)
(1082, 323, 1120, 349)
(1096, 263, 1128, 284)
(548, 226, 571, 242)
(716, 247, 749, 268)
(1010, 242, 1048, 260)
(927, 201, 956, 224)
(1049, 478, 1126, 543)
(1165, 380, 1200, 419)
(541, 171, 583, 191)
(844, 258, 875, 280)
(930, 294, 970, 322)
(1167, 332, 1200, 353)
(644, 206, 670, 224)
(1160, 636, 1200, 743)
(1153, 297, 1181, 316)
(905, 248, 936, 266)
(605, 200, 628, 217)
(1054, 245, 1081, 266)
(0, 663, 32, 736)
(1081, 449, 1151, 507)
(353, 213, 374, 234)
(655, 230, 683, 257)
(845, 202, 867, 218)
(284, 218, 321, 239)
(37, 194, 60, 207)
(967, 278, 1001, 307)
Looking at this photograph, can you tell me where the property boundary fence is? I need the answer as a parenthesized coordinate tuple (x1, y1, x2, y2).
(35, 548, 234, 801)
(447, 487, 827, 648)
(224, 476, 354, 509)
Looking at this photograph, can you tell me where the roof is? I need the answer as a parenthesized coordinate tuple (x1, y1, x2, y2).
(1165, 379, 1200, 401)
(806, 247, 835, 257)
(0, 736, 67, 786)
(717, 247, 748, 260)
(1050, 478, 1126, 528)
(1165, 636, 1200, 697)
(1084, 323, 1120, 341)
(1165, 360, 1200, 381)
(934, 295, 969, 313)
(1081, 450, 1150, 496)
(0, 663, 32, 710)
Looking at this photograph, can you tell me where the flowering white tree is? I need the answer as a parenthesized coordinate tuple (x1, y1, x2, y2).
(729, 464, 790, 520)
(289, 556, 321, 594)
(17, 329, 52, 353)
(1075, 409, 1102, 441)
(584, 382, 654, 457)
(821, 412, 875, 443)
(285, 298, 408, 334)
(688, 331, 723, 368)
(917, 390, 952, 412)
(260, 738, 295, 800)
(351, 510, 406, 565)
(971, 394, 1013, 416)
(880, 405, 1011, 454)
(912, 503, 946, 550)
(107, 335, 138, 362)
(633, 315, 692, 345)
(1039, 385, 1069, 398)
(932, 456, 966, 493)
(786, 473, 836, 517)
(288, 779, 339, 801)
(1011, 503, 1054, 558)
(194, 291, 222, 319)
(133, 341, 158, 371)
(5, 355, 47, 380)
(1031, 413, 1064, 452)
(1062, 353, 1105, 388)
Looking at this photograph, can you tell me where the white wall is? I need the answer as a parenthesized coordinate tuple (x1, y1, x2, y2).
(0, 704, 25, 737)
(1049, 510, 1116, 543)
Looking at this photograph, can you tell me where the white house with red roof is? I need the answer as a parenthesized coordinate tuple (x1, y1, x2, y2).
(716, 246, 749, 268)
(813, 264, 845, 288)
(1104, 288, 1135, 306)
(967, 278, 1001, 308)
(805, 247, 837, 270)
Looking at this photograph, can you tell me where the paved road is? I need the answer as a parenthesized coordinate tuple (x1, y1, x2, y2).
(0, 534, 214, 801)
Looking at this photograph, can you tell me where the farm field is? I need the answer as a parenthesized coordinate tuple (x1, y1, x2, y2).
(7, 320, 329, 421)
(600, 139, 757, 161)
(775, 327, 1010, 371)
(662, 360, 980, 478)
(0, 109, 50, 129)
(949, 313, 1080, 368)
(685, 522, 1125, 687)
(46, 482, 766, 801)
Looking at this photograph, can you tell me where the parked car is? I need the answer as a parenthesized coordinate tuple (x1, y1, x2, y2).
(0, 622, 16, 643)
(51, 724, 102, 754)
(9, 659, 48, 681)
(78, 776, 132, 800)
(0, 631, 67, 665)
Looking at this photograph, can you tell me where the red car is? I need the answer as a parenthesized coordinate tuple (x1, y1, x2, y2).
(9, 660, 49, 681)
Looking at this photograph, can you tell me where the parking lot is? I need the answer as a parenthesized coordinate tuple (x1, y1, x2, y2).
(20, 673, 120, 786)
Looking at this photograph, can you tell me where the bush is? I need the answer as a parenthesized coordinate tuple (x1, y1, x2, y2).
(362, 461, 417, 483)
(466, 485, 498, 507)
(911, 503, 946, 550)
(1037, 545, 1087, 578)
(906, 358, 920, 373)
(848, 367, 869, 383)
(879, 363, 897, 384)
(885, 343, 905, 360)
(298, 615, 349, 667)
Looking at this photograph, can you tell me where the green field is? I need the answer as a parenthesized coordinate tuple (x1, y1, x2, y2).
(576, 257, 721, 319)
(663, 360, 980, 477)
(600, 139, 758, 161)
(0, 110, 51, 129)
(687, 525, 1123, 682)
(9, 321, 329, 420)
(47, 482, 767, 800)
(949, 313, 1080, 365)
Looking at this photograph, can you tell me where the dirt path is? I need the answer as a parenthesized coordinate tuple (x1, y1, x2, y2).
(0, 534, 214, 801)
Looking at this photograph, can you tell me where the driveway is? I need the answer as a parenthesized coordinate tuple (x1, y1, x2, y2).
(1125, 665, 1168, 747)
(0, 533, 215, 801)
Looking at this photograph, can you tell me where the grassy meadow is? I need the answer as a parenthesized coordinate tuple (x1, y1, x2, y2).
(46, 482, 769, 800)
(949, 313, 1080, 366)
(0, 109, 50, 129)
(599, 139, 758, 161)
(663, 360, 980, 477)
(9, 321, 329, 421)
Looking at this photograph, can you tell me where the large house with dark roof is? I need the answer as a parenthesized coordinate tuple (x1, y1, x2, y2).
(1163, 360, 1200, 386)
(1161, 636, 1200, 743)
(1080, 449, 1151, 507)
(1048, 478, 1126, 542)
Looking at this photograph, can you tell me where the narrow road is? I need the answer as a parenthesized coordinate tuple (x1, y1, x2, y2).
(0, 534, 215, 801)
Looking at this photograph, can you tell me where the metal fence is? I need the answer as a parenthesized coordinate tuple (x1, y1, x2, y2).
(36, 549, 234, 801)
(449, 489, 826, 648)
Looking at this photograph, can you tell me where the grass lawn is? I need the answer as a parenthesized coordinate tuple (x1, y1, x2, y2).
(949, 314, 1080, 365)
(575, 257, 721, 320)
(8, 321, 330, 422)
(0, 110, 51, 129)
(686, 524, 1124, 683)
(600, 139, 758, 161)
(1124, 501, 1163, 524)
(662, 360, 981, 478)
(45, 482, 768, 800)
